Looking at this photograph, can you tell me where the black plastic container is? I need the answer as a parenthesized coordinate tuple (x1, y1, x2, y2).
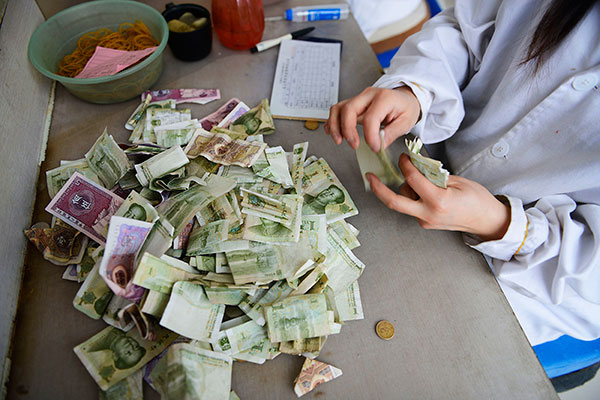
(162, 3, 212, 61)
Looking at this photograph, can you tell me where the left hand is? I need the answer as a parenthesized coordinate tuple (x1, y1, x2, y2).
(367, 153, 511, 241)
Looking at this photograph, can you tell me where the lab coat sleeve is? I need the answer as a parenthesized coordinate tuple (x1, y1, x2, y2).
(465, 194, 600, 307)
(372, 0, 502, 143)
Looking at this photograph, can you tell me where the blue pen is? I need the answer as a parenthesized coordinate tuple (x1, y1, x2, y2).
(265, 4, 350, 22)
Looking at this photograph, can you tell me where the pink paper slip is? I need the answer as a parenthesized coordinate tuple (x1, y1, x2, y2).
(75, 46, 158, 79)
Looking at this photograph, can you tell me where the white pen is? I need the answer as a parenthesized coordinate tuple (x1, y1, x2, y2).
(250, 27, 315, 53)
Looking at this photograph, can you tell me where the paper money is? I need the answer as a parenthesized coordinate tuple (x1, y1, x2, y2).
(135, 217, 174, 262)
(173, 219, 195, 250)
(216, 101, 250, 129)
(240, 189, 301, 228)
(62, 265, 79, 281)
(280, 336, 326, 357)
(222, 320, 268, 355)
(195, 194, 241, 232)
(74, 325, 177, 390)
(193, 239, 251, 256)
(327, 280, 364, 322)
(204, 287, 245, 305)
(328, 219, 360, 250)
(184, 130, 267, 168)
(237, 288, 268, 317)
(94, 190, 159, 238)
(293, 358, 342, 397)
(155, 119, 202, 147)
(85, 129, 130, 189)
(355, 129, 405, 191)
(264, 293, 341, 342)
(210, 126, 249, 140)
(140, 290, 170, 318)
(114, 190, 159, 223)
(24, 221, 88, 265)
(406, 137, 449, 188)
(143, 338, 187, 396)
(98, 216, 153, 301)
(160, 281, 225, 343)
(242, 214, 301, 244)
(79, 245, 103, 282)
(134, 145, 189, 188)
(229, 98, 275, 136)
(166, 344, 232, 400)
(99, 369, 143, 400)
(143, 108, 192, 143)
(244, 280, 294, 326)
(192, 255, 216, 272)
(200, 98, 241, 131)
(132, 252, 200, 294)
(46, 159, 102, 198)
(186, 220, 230, 256)
(45, 172, 124, 245)
(321, 228, 365, 293)
(157, 174, 236, 236)
(142, 88, 221, 104)
(302, 158, 358, 223)
(291, 142, 309, 193)
(226, 243, 283, 285)
(73, 259, 113, 319)
(128, 99, 176, 141)
(263, 146, 294, 187)
(289, 263, 328, 296)
(102, 294, 135, 331)
(118, 303, 158, 341)
(300, 215, 328, 254)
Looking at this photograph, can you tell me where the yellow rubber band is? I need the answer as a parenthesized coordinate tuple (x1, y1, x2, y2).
(514, 218, 529, 255)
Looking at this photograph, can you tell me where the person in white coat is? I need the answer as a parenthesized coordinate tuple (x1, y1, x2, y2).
(325, 0, 600, 347)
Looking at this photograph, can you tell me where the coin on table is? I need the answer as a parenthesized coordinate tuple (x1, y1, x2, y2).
(304, 120, 319, 130)
(375, 320, 395, 340)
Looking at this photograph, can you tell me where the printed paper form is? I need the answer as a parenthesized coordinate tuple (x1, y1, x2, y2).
(270, 39, 341, 121)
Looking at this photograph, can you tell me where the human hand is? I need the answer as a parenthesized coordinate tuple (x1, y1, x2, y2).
(367, 153, 511, 241)
(325, 86, 421, 152)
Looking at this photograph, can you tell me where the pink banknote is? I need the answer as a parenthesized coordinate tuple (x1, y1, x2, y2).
(45, 172, 124, 245)
(199, 98, 241, 130)
(173, 218, 195, 250)
(142, 88, 221, 104)
(217, 101, 250, 129)
(99, 216, 153, 301)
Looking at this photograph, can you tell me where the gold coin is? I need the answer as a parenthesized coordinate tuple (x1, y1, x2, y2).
(375, 320, 395, 340)
(304, 120, 319, 130)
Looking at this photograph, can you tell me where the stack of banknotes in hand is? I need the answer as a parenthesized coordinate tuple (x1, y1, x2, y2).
(28, 91, 362, 399)
(356, 128, 449, 190)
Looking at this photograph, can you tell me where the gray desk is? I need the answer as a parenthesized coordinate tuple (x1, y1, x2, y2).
(7, 1, 557, 398)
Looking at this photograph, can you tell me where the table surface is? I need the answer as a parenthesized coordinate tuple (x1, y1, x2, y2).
(8, 1, 557, 399)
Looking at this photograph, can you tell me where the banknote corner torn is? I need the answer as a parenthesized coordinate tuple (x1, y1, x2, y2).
(293, 357, 343, 397)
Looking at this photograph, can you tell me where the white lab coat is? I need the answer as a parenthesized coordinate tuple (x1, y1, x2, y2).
(373, 0, 600, 346)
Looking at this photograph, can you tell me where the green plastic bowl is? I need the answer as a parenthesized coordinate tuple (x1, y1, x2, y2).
(28, 0, 168, 104)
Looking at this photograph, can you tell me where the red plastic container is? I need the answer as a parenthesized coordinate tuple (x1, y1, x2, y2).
(212, 0, 265, 50)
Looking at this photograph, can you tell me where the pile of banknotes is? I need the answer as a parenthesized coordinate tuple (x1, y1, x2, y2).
(27, 90, 361, 399)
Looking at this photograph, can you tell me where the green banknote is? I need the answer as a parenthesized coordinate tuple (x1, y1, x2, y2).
(74, 325, 177, 390)
(166, 343, 232, 400)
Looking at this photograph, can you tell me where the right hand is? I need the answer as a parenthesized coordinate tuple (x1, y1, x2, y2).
(325, 86, 421, 152)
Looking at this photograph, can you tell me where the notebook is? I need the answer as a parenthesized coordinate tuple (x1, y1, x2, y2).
(270, 39, 341, 121)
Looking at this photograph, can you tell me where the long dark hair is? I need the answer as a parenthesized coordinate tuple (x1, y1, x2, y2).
(524, 0, 598, 71)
